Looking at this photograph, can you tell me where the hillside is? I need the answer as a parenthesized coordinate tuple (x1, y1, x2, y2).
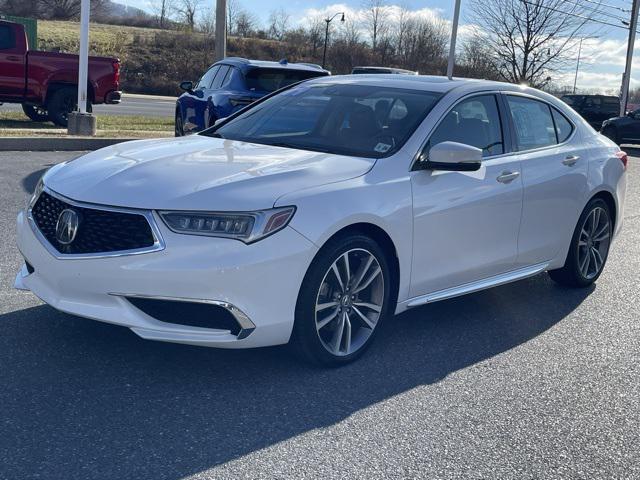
(36, 20, 310, 95)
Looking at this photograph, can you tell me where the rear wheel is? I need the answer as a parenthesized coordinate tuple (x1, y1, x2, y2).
(21, 104, 49, 122)
(548, 198, 612, 287)
(291, 234, 393, 366)
(47, 87, 91, 127)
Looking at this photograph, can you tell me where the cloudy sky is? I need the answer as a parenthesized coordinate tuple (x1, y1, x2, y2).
(119, 0, 637, 92)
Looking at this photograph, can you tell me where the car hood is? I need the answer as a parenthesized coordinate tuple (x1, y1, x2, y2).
(44, 136, 375, 211)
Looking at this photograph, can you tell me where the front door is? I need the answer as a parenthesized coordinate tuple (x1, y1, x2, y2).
(410, 93, 523, 297)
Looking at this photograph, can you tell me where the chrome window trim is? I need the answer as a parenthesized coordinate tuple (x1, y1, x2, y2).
(28, 186, 166, 260)
(109, 292, 256, 339)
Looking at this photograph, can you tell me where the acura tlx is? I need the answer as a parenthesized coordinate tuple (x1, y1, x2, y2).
(15, 75, 627, 366)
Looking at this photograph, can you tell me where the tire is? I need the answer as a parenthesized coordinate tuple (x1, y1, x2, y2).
(175, 109, 185, 137)
(290, 233, 394, 367)
(602, 126, 619, 145)
(548, 198, 613, 287)
(47, 87, 91, 127)
(21, 104, 49, 122)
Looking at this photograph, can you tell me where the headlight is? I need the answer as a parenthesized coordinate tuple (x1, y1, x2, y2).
(158, 206, 296, 243)
(28, 178, 45, 209)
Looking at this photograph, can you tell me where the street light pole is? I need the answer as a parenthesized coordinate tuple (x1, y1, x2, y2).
(322, 12, 344, 69)
(620, 0, 640, 117)
(573, 38, 583, 94)
(447, 0, 462, 79)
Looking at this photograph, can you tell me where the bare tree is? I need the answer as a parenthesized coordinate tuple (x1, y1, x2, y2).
(151, 0, 173, 28)
(173, 0, 201, 30)
(362, 0, 389, 50)
(235, 11, 258, 38)
(37, 0, 107, 20)
(267, 8, 290, 41)
(458, 34, 501, 80)
(470, 0, 601, 87)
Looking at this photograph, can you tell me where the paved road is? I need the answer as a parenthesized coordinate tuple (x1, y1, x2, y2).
(0, 93, 175, 118)
(1, 151, 639, 479)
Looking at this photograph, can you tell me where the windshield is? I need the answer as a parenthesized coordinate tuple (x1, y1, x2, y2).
(210, 83, 442, 158)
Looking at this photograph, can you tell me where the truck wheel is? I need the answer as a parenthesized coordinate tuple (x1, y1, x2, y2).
(47, 87, 92, 127)
(22, 104, 49, 122)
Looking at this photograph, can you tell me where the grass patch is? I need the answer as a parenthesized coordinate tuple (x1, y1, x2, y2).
(0, 111, 173, 132)
(0, 111, 173, 138)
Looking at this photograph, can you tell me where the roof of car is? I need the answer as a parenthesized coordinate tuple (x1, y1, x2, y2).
(304, 74, 518, 93)
(216, 57, 329, 73)
(352, 66, 418, 74)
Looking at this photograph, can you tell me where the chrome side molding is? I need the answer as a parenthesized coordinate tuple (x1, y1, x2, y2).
(406, 262, 550, 308)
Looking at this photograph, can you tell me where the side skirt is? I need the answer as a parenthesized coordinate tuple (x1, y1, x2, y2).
(402, 261, 550, 309)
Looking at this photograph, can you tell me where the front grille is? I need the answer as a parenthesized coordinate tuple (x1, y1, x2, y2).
(31, 191, 155, 255)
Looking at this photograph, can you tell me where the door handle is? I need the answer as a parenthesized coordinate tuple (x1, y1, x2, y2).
(562, 155, 580, 166)
(6, 55, 20, 62)
(497, 171, 520, 183)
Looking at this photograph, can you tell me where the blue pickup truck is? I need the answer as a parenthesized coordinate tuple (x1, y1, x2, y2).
(175, 57, 329, 136)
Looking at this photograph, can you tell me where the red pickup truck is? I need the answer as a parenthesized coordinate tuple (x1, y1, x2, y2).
(0, 20, 121, 127)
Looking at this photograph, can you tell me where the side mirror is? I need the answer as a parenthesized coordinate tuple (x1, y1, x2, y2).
(417, 141, 482, 172)
(179, 81, 194, 93)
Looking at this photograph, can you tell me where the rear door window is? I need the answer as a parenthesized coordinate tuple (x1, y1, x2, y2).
(506, 96, 557, 150)
(0, 25, 16, 50)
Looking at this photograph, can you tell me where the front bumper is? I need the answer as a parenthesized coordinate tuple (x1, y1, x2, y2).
(15, 209, 317, 348)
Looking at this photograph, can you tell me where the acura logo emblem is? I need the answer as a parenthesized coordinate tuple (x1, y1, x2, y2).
(55, 209, 80, 245)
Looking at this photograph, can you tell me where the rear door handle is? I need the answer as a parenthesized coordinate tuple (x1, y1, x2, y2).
(562, 155, 580, 166)
(497, 171, 520, 183)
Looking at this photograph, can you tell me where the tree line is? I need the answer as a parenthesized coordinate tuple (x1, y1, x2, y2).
(0, 0, 608, 92)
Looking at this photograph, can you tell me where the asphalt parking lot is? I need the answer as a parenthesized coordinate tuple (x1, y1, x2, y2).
(1, 150, 639, 479)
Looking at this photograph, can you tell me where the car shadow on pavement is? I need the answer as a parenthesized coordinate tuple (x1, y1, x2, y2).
(0, 273, 593, 479)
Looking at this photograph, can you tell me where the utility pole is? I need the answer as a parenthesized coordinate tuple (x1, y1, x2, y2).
(322, 12, 345, 69)
(573, 38, 583, 94)
(447, 0, 462, 79)
(620, 0, 640, 117)
(214, 0, 227, 62)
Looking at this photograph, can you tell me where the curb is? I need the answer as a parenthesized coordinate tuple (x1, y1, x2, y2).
(0, 137, 137, 151)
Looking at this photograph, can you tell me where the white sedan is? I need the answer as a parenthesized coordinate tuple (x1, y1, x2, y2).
(15, 76, 627, 366)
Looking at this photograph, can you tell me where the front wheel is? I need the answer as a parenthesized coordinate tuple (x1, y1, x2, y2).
(22, 104, 49, 122)
(548, 198, 612, 287)
(291, 234, 393, 366)
(175, 109, 185, 137)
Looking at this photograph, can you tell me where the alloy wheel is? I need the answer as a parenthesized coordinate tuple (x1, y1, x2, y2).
(314, 248, 384, 356)
(577, 206, 611, 280)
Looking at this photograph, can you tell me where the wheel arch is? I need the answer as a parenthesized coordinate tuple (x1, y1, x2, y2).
(312, 222, 401, 308)
(590, 189, 617, 231)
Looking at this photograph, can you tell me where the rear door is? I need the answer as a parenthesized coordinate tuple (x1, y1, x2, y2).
(0, 23, 26, 98)
(505, 94, 588, 267)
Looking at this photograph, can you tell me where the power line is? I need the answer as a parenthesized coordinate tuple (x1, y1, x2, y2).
(561, 0, 630, 24)
(519, 0, 633, 32)
(580, 0, 631, 13)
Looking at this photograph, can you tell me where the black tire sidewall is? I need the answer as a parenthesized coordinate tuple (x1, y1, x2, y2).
(292, 234, 394, 367)
(48, 88, 78, 127)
